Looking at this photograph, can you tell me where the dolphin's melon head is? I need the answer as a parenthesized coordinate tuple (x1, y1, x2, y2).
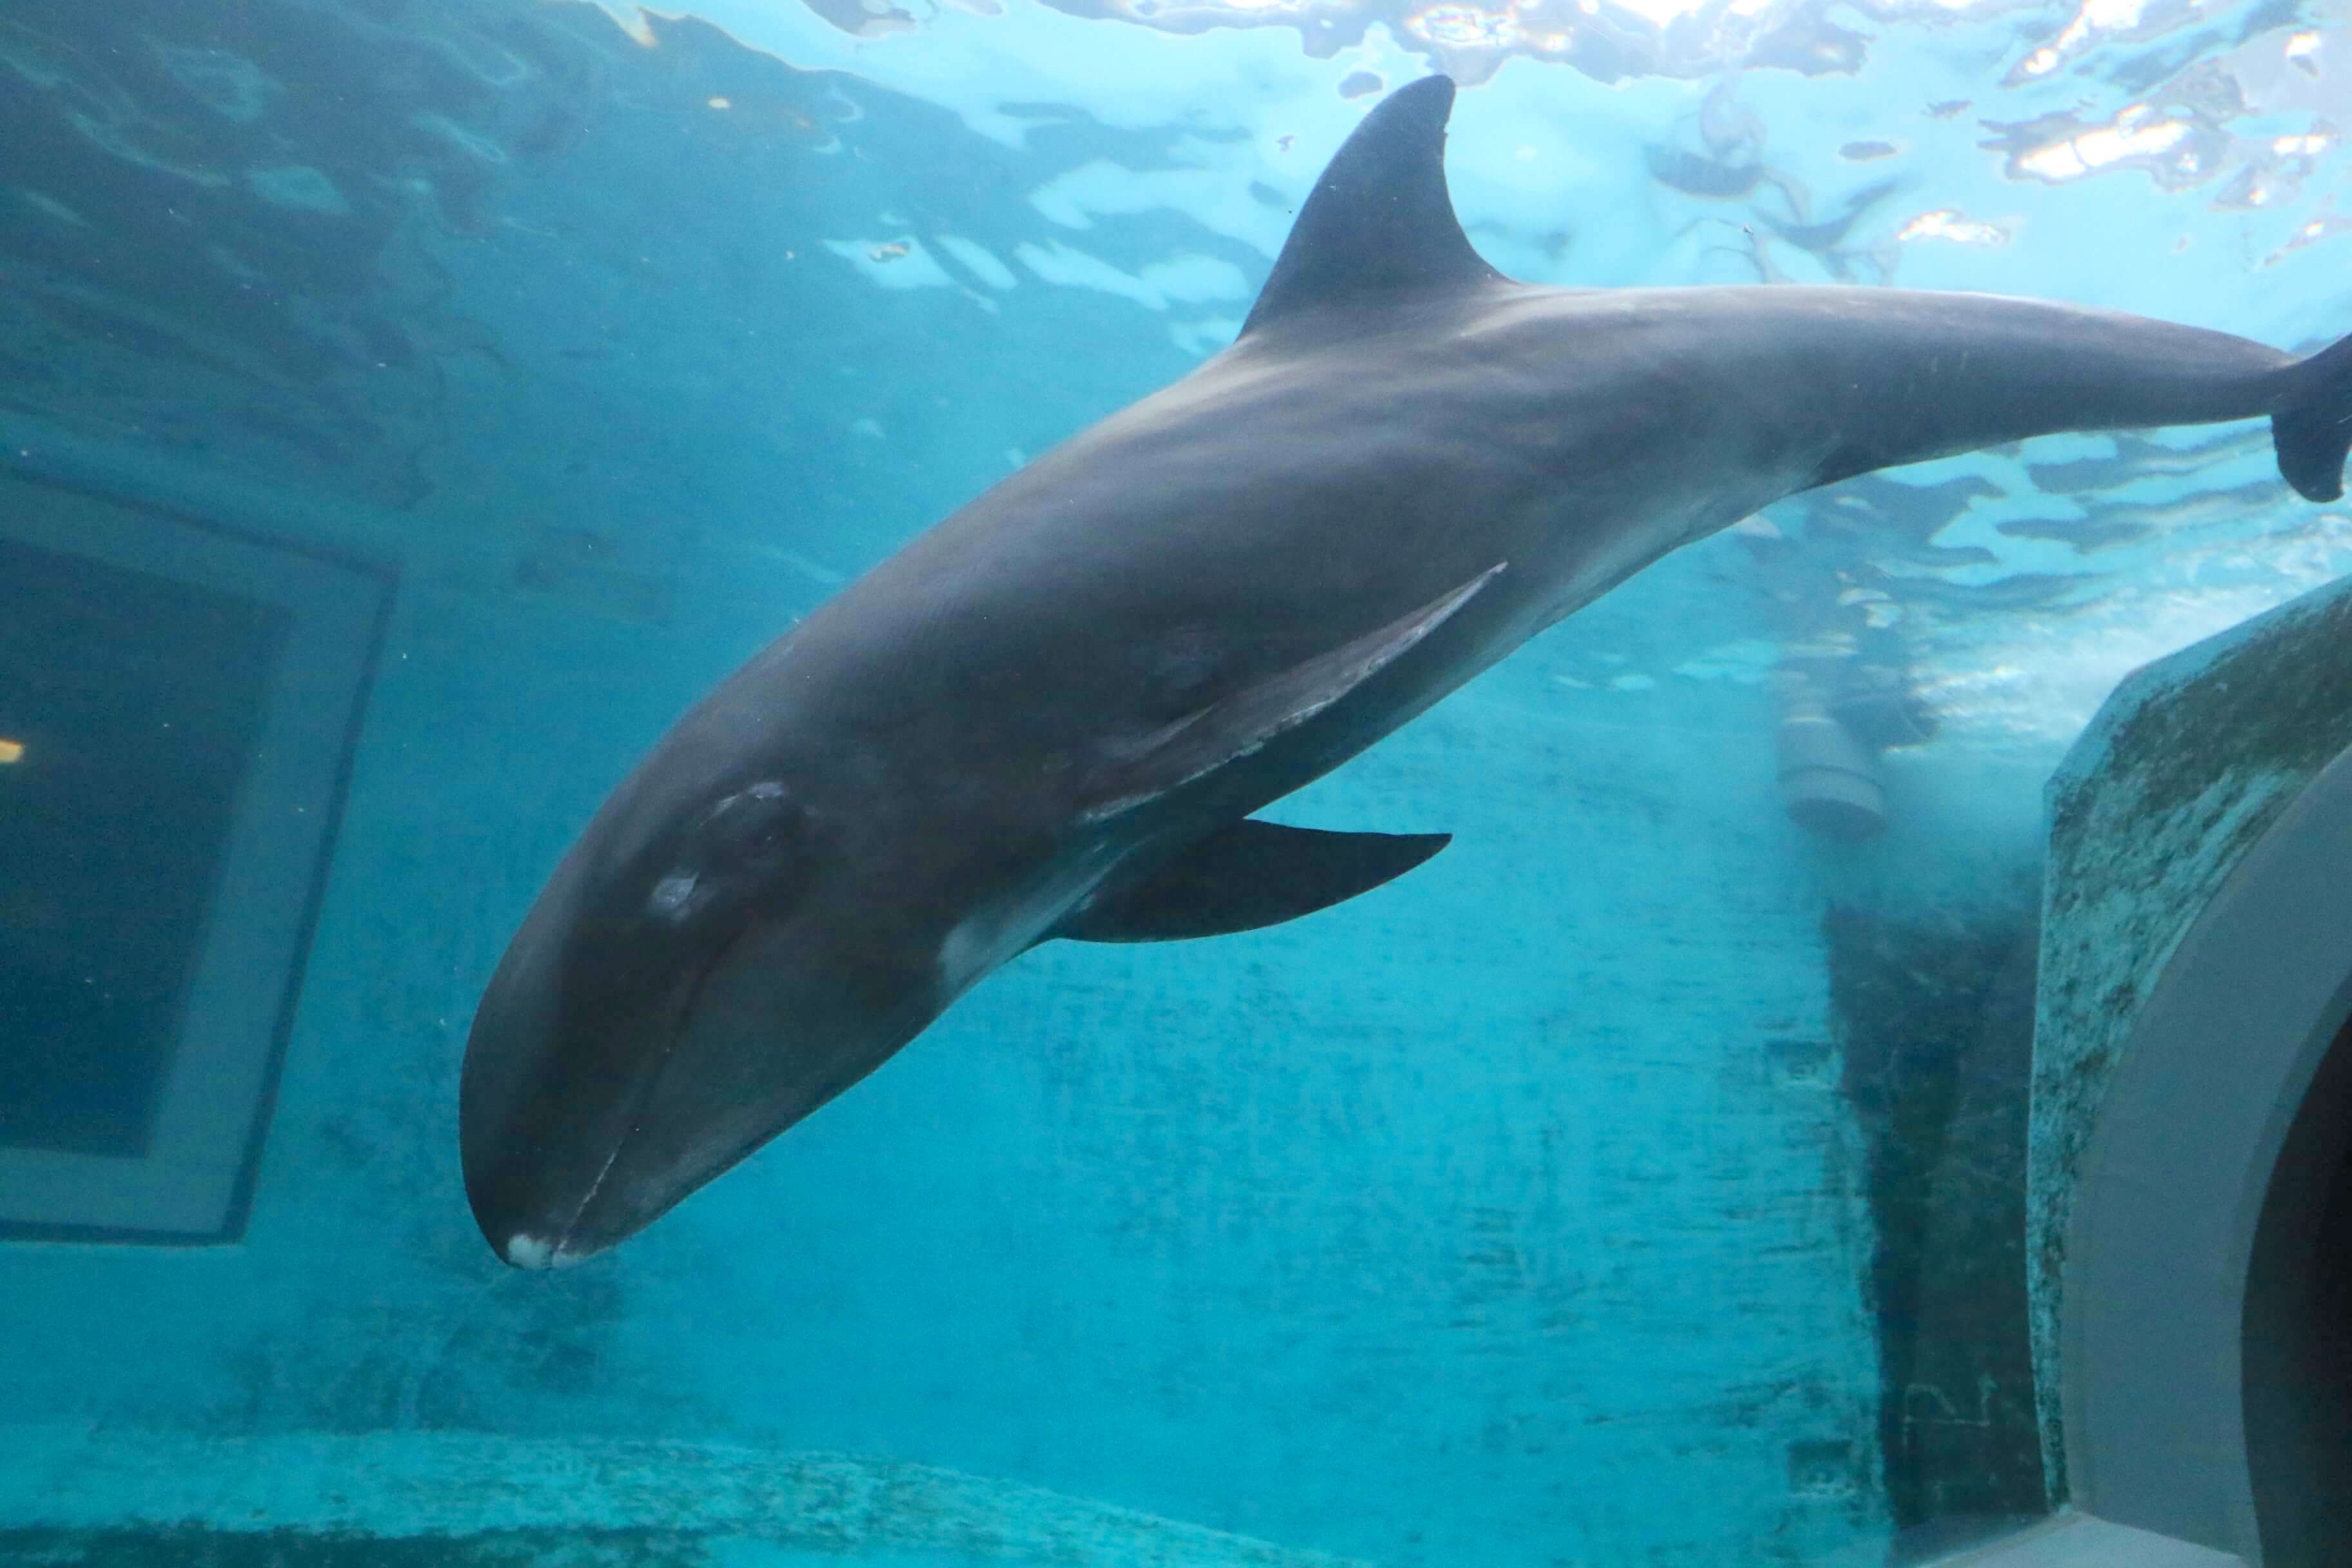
(457, 719, 959, 1269)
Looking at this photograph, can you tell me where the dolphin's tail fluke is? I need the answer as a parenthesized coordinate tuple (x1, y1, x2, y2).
(2275, 331, 2352, 503)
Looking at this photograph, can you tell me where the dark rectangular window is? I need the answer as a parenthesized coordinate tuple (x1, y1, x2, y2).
(0, 477, 389, 1243)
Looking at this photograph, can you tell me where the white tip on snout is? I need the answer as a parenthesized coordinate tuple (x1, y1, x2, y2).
(504, 1232, 586, 1270)
(505, 1233, 556, 1268)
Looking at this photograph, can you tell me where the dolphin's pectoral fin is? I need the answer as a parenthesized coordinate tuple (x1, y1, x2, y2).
(1053, 819, 1451, 943)
(2275, 330, 2352, 503)
(1239, 75, 1510, 338)
(1081, 562, 1506, 821)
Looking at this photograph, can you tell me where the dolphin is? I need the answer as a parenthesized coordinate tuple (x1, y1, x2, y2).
(462, 74, 2352, 1268)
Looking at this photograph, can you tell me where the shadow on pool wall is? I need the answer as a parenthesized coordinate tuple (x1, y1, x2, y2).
(1823, 888, 2049, 1544)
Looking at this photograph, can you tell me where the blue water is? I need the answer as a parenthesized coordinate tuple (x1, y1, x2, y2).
(0, 0, 2344, 1563)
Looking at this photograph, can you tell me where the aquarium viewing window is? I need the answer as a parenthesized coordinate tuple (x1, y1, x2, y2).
(0, 475, 390, 1244)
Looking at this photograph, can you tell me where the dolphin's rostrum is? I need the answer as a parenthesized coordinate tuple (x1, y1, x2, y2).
(462, 75, 2352, 1268)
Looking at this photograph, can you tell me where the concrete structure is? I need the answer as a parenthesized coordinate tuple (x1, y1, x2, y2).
(2000, 573, 2352, 1566)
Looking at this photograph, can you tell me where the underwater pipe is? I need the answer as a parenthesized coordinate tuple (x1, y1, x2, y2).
(1774, 695, 1888, 841)
(1771, 632, 1937, 841)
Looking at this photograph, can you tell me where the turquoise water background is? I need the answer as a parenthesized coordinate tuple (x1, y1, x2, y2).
(0, 0, 2346, 1563)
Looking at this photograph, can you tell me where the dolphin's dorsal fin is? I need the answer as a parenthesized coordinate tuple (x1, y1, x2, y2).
(1080, 561, 1507, 821)
(1239, 75, 1508, 338)
(1052, 819, 1450, 943)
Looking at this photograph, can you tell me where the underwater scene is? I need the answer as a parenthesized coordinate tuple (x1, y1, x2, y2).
(2, 0, 2349, 1563)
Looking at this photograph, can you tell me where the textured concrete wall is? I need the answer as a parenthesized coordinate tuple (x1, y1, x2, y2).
(0, 1427, 1376, 1567)
(0, 521, 1889, 1565)
(2029, 571, 2352, 1502)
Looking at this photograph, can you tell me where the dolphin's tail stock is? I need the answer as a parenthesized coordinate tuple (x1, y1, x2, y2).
(2274, 330, 2352, 503)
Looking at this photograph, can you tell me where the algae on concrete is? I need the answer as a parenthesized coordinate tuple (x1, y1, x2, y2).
(2028, 573, 2352, 1503)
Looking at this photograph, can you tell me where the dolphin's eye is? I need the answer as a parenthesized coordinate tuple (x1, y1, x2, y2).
(697, 779, 805, 864)
(643, 783, 809, 926)
(649, 872, 699, 914)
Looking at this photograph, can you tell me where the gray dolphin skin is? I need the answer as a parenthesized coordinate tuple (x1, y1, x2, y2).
(462, 74, 2352, 1268)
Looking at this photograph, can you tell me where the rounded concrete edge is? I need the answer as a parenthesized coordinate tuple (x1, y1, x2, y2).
(2057, 740, 2352, 1561)
(1934, 1511, 2244, 1567)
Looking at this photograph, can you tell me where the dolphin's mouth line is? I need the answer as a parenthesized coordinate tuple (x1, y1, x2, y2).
(554, 1142, 624, 1253)
(538, 938, 737, 1262)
